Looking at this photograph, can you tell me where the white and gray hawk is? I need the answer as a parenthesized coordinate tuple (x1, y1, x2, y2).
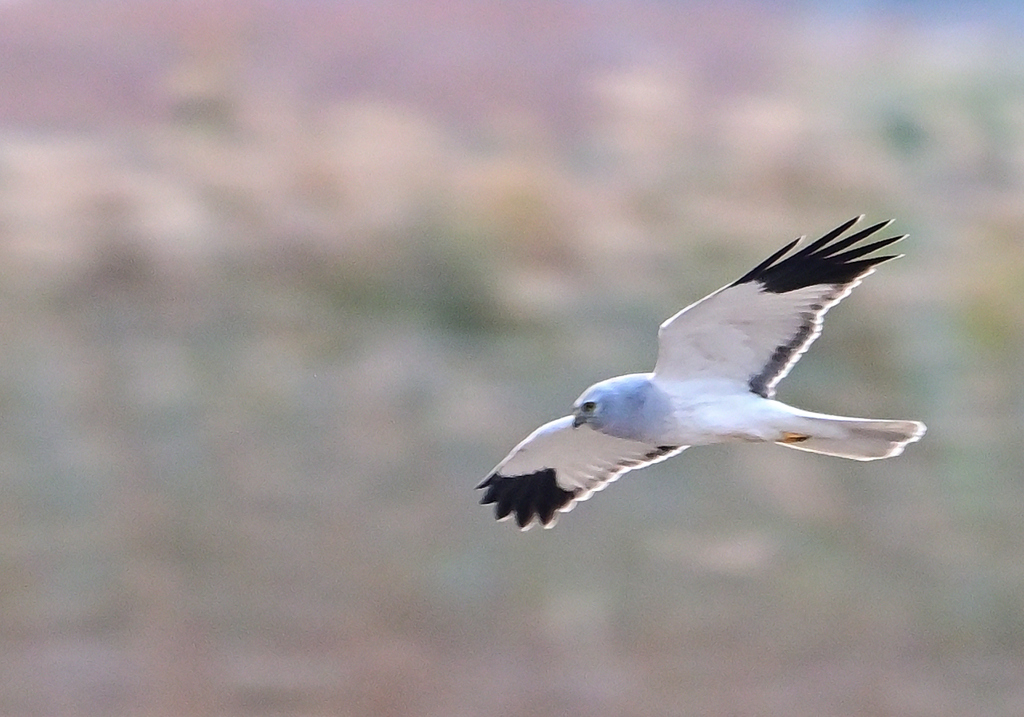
(478, 217, 926, 530)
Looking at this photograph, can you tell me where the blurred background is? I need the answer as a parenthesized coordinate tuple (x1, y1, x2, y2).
(1, 1, 1023, 715)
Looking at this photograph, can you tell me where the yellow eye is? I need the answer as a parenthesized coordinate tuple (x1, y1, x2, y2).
(582, 401, 597, 413)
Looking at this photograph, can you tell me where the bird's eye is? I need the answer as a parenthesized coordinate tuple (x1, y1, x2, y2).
(582, 401, 597, 413)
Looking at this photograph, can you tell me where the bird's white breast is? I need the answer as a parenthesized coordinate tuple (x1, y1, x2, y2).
(654, 377, 785, 445)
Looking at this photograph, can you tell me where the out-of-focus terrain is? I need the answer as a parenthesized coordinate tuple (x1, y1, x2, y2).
(1, 1, 1023, 715)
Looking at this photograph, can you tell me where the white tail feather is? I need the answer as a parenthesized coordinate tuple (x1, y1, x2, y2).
(780, 413, 926, 461)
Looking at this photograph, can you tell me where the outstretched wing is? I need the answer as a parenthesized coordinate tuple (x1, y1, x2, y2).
(653, 216, 905, 397)
(477, 416, 686, 530)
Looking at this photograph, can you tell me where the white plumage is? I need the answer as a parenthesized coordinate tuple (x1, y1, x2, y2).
(478, 217, 926, 530)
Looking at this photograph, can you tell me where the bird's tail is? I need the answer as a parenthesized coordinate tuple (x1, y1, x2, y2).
(779, 410, 926, 461)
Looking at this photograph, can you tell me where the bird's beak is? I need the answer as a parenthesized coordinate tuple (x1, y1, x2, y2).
(572, 414, 584, 429)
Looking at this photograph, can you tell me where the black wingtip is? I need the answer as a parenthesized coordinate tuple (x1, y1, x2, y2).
(798, 215, 864, 255)
(477, 468, 575, 529)
(734, 218, 905, 294)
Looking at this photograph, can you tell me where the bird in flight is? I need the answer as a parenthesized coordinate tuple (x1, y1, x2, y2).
(477, 216, 926, 530)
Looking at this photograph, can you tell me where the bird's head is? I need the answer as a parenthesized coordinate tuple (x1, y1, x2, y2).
(571, 374, 658, 438)
(572, 385, 609, 429)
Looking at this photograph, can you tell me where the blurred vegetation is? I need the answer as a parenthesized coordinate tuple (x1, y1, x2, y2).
(1, 2, 1023, 716)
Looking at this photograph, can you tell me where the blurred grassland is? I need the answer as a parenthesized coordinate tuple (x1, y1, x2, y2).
(1, 3, 1024, 716)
